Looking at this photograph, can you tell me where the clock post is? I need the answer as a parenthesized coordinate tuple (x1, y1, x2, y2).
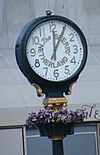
(15, 10, 88, 155)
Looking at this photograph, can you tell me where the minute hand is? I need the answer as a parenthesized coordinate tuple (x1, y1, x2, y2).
(54, 25, 66, 51)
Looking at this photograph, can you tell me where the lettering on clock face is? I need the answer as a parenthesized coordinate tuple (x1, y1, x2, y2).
(26, 20, 83, 82)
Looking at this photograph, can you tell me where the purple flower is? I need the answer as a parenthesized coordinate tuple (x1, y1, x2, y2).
(26, 108, 86, 126)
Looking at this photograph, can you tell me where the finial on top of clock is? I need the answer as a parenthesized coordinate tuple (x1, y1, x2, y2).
(46, 10, 52, 16)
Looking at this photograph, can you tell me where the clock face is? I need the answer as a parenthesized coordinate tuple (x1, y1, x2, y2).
(26, 19, 85, 82)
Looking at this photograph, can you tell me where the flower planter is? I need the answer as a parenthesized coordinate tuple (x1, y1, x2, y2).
(26, 108, 85, 139)
(36, 122, 75, 138)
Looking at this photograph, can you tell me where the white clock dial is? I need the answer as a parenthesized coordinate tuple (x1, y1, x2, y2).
(26, 20, 84, 82)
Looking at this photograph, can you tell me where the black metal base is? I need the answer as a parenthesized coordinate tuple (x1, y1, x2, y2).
(52, 140, 64, 155)
(36, 122, 74, 137)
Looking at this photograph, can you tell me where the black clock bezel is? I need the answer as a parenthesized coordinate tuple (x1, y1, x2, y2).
(15, 15, 88, 87)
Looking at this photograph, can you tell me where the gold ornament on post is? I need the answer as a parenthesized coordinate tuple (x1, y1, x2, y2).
(43, 97, 68, 110)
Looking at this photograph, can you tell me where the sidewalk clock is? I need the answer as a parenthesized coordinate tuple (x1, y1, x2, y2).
(15, 11, 88, 107)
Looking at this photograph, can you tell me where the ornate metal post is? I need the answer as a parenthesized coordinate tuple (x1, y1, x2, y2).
(52, 139, 64, 155)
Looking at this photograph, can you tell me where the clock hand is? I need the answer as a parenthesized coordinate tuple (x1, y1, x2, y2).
(51, 31, 56, 60)
(55, 25, 66, 51)
(51, 25, 66, 61)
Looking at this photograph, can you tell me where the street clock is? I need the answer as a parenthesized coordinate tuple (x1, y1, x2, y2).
(15, 12, 88, 103)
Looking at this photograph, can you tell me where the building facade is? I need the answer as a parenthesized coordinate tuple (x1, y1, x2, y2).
(0, 0, 100, 155)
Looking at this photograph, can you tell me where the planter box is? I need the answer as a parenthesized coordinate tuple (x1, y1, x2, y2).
(36, 122, 75, 138)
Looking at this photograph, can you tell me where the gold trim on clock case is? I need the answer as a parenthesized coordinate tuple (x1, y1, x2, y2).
(32, 84, 44, 97)
(68, 81, 77, 95)
(43, 97, 68, 109)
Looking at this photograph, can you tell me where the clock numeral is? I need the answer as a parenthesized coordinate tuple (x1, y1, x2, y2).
(73, 45, 78, 54)
(30, 48, 36, 57)
(49, 23, 56, 32)
(71, 56, 76, 65)
(35, 59, 40, 68)
(43, 67, 48, 76)
(69, 33, 75, 42)
(39, 27, 45, 37)
(43, 27, 45, 36)
(54, 69, 59, 79)
(32, 36, 39, 45)
(65, 65, 70, 74)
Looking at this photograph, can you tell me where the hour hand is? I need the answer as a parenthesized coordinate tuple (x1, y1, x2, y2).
(51, 31, 56, 61)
